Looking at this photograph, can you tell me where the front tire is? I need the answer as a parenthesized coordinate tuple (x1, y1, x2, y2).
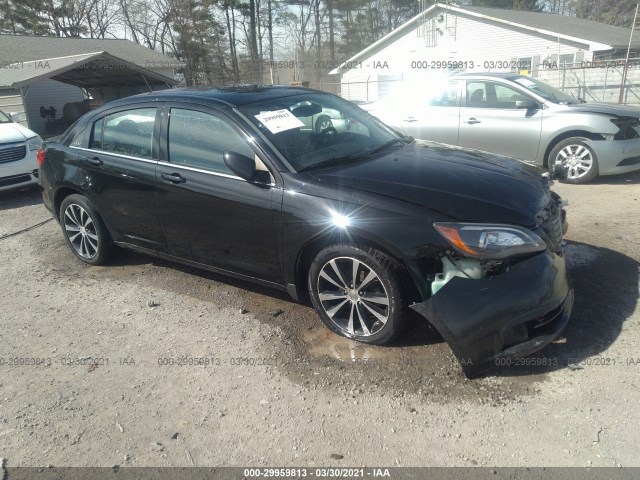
(549, 137, 599, 184)
(308, 244, 404, 345)
(59, 194, 113, 265)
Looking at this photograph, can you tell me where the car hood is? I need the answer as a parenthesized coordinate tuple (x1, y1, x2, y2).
(564, 102, 640, 118)
(307, 141, 552, 226)
(0, 122, 34, 143)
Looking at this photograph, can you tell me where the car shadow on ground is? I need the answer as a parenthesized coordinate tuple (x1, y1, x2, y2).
(103, 240, 638, 379)
(110, 248, 299, 304)
(0, 185, 43, 211)
(484, 240, 639, 378)
(569, 169, 640, 185)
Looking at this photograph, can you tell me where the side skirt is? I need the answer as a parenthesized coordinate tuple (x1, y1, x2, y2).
(114, 241, 290, 295)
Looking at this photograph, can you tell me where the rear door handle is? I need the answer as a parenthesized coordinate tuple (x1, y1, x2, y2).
(161, 172, 186, 184)
(87, 156, 103, 166)
(464, 117, 481, 124)
(403, 117, 417, 123)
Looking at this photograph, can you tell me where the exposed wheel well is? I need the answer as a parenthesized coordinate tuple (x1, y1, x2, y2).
(54, 187, 83, 218)
(543, 130, 604, 168)
(293, 233, 420, 305)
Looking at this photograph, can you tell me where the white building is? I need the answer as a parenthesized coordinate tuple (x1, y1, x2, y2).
(330, 3, 640, 102)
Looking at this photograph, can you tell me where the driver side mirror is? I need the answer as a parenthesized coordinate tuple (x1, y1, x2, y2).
(223, 151, 255, 181)
(515, 99, 539, 109)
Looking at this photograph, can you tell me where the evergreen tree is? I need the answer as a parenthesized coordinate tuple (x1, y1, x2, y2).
(574, 0, 637, 28)
(170, 0, 229, 85)
(332, 0, 417, 59)
(0, 0, 49, 35)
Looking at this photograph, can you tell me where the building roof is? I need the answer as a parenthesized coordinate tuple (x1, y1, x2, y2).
(0, 34, 181, 69)
(464, 6, 639, 50)
(0, 52, 179, 88)
(330, 3, 639, 74)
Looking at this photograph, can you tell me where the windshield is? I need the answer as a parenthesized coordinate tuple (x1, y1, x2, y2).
(0, 109, 11, 123)
(513, 77, 580, 104)
(237, 93, 402, 171)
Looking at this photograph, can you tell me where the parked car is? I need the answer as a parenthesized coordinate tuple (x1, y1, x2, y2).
(363, 73, 640, 184)
(39, 86, 572, 377)
(290, 100, 346, 133)
(0, 110, 43, 192)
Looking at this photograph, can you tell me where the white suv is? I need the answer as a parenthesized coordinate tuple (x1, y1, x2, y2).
(0, 109, 42, 192)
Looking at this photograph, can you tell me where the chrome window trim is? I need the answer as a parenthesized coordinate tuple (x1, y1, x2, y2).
(70, 146, 157, 165)
(71, 145, 275, 186)
(159, 161, 276, 186)
(157, 160, 245, 181)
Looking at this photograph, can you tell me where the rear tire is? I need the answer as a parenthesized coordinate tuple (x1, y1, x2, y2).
(59, 194, 113, 265)
(308, 244, 404, 345)
(548, 137, 599, 184)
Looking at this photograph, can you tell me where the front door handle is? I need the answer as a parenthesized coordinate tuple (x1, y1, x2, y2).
(403, 117, 418, 123)
(464, 117, 481, 124)
(161, 172, 186, 184)
(87, 156, 103, 166)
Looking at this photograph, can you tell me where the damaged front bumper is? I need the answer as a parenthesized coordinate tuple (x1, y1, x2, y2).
(410, 251, 573, 378)
(587, 137, 640, 176)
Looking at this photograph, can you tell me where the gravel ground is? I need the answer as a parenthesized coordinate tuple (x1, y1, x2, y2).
(0, 171, 639, 469)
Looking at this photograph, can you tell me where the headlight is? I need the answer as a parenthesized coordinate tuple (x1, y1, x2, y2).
(27, 136, 43, 151)
(434, 223, 546, 260)
(610, 117, 640, 140)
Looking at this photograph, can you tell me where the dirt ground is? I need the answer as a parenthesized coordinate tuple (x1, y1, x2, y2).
(0, 171, 639, 469)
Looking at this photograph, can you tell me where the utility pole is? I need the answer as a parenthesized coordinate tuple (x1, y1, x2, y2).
(619, 3, 640, 104)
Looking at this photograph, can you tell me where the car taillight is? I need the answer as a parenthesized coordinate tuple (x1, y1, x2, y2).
(37, 148, 46, 166)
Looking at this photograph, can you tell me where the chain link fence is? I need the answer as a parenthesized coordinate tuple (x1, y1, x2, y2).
(306, 59, 640, 105)
(537, 59, 640, 104)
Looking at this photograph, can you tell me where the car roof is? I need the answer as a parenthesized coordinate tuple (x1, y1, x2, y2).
(104, 85, 322, 109)
(450, 72, 524, 80)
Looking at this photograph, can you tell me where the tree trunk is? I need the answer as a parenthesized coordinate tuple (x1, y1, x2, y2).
(328, 0, 335, 65)
(267, 0, 274, 83)
(314, 0, 321, 82)
(249, 0, 260, 82)
(224, 4, 240, 82)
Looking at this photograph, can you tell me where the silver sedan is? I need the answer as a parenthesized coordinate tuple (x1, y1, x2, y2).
(363, 73, 640, 184)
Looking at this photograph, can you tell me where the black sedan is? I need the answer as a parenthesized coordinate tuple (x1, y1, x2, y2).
(38, 85, 573, 377)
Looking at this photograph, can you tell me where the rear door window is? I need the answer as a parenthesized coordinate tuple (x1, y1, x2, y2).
(90, 108, 156, 159)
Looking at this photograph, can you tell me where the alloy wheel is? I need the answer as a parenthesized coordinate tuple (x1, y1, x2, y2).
(555, 144, 593, 180)
(316, 256, 390, 336)
(63, 203, 99, 259)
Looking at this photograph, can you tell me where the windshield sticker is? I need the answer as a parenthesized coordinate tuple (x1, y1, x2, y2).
(255, 109, 304, 134)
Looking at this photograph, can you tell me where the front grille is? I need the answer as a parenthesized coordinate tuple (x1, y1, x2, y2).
(0, 143, 27, 164)
(537, 200, 563, 252)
